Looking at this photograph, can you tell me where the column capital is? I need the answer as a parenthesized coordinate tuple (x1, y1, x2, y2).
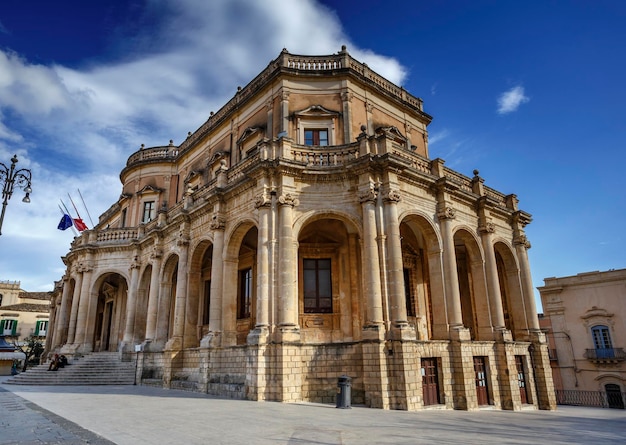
(210, 212, 226, 230)
(358, 187, 378, 204)
(254, 193, 271, 209)
(437, 205, 456, 220)
(129, 256, 141, 270)
(77, 262, 93, 273)
(383, 189, 401, 203)
(278, 193, 299, 207)
(478, 222, 496, 234)
(514, 234, 532, 249)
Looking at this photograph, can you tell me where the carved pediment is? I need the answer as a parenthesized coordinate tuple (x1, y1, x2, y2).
(376, 126, 407, 144)
(184, 169, 204, 184)
(137, 185, 164, 196)
(236, 126, 265, 145)
(294, 105, 340, 118)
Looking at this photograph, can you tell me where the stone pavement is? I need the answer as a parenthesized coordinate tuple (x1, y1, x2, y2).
(1, 376, 625, 445)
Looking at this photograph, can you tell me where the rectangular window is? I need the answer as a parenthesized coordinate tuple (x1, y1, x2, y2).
(35, 320, 48, 336)
(238, 268, 252, 319)
(120, 208, 127, 228)
(203, 280, 211, 325)
(0, 319, 17, 336)
(303, 258, 332, 313)
(304, 129, 329, 146)
(403, 268, 416, 317)
(142, 201, 156, 223)
(592, 325, 614, 358)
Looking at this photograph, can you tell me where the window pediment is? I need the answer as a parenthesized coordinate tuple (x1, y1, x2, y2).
(294, 105, 340, 118)
(376, 126, 407, 144)
(137, 185, 163, 196)
(236, 126, 265, 145)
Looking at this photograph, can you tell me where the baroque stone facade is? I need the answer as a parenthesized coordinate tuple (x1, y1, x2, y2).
(539, 268, 626, 408)
(47, 47, 555, 411)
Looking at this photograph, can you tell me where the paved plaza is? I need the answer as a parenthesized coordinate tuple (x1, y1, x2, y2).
(1, 377, 625, 445)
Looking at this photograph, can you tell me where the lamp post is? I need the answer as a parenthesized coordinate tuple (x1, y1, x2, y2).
(0, 155, 32, 236)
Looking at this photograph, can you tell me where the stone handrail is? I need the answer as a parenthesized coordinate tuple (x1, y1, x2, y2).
(443, 168, 473, 193)
(126, 146, 177, 168)
(96, 228, 138, 243)
(290, 143, 359, 166)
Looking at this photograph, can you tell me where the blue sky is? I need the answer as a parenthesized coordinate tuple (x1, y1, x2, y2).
(0, 0, 624, 311)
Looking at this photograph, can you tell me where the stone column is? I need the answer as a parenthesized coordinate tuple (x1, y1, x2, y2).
(480, 222, 505, 329)
(66, 272, 82, 345)
(280, 90, 290, 133)
(438, 206, 463, 327)
(277, 192, 299, 341)
(341, 90, 353, 143)
(121, 257, 141, 350)
(250, 192, 271, 344)
(74, 263, 94, 352)
(383, 189, 413, 339)
(266, 99, 274, 139)
(166, 229, 190, 350)
(515, 233, 540, 331)
(144, 248, 163, 345)
(360, 187, 384, 337)
(53, 276, 71, 348)
(201, 212, 225, 348)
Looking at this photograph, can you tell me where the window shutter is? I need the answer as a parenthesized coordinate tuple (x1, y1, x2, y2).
(0, 320, 5, 334)
(11, 320, 17, 336)
(35, 321, 41, 336)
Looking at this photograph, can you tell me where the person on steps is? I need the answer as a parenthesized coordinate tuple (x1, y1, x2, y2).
(48, 354, 60, 371)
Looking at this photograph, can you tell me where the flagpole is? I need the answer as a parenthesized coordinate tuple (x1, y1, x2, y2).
(77, 188, 95, 227)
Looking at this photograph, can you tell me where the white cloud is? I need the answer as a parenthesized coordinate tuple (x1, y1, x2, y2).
(0, 0, 409, 291)
(497, 85, 529, 114)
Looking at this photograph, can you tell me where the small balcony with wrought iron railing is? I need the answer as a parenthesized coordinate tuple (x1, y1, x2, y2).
(584, 348, 626, 364)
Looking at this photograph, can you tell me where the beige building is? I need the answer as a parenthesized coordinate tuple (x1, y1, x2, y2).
(46, 47, 555, 411)
(539, 268, 626, 408)
(0, 280, 51, 343)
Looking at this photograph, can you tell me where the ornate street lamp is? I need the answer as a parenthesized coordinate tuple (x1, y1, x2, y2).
(0, 155, 32, 236)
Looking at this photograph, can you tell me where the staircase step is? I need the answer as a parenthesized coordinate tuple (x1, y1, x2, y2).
(5, 352, 137, 386)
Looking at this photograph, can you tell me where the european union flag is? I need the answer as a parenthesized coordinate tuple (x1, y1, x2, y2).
(57, 214, 73, 231)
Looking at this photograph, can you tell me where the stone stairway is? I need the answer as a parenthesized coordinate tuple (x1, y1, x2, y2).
(4, 352, 137, 386)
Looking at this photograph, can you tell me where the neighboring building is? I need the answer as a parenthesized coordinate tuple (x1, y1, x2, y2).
(47, 47, 555, 411)
(0, 280, 51, 343)
(539, 268, 626, 409)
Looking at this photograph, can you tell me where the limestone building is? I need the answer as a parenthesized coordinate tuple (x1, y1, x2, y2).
(47, 47, 555, 411)
(539, 268, 626, 408)
(0, 280, 51, 343)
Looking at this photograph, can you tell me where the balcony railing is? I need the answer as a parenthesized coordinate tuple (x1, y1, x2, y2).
(584, 348, 626, 362)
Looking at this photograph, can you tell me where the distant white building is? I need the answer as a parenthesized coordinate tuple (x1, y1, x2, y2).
(0, 280, 51, 344)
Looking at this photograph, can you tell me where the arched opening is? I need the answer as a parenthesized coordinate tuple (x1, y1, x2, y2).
(453, 229, 488, 340)
(92, 273, 128, 352)
(399, 219, 436, 340)
(187, 241, 214, 347)
(235, 227, 257, 345)
(154, 255, 178, 349)
(297, 217, 357, 343)
(605, 384, 624, 409)
(135, 265, 151, 343)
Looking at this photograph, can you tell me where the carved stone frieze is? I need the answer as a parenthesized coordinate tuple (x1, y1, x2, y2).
(254, 193, 271, 209)
(479, 222, 496, 234)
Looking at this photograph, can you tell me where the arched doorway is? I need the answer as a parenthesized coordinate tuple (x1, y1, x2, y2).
(606, 384, 624, 409)
(92, 273, 128, 352)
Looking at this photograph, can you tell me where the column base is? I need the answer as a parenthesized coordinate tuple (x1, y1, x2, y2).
(362, 323, 386, 341)
(200, 331, 221, 348)
(388, 322, 416, 341)
(449, 326, 471, 341)
(164, 336, 183, 351)
(276, 325, 301, 343)
(247, 326, 270, 345)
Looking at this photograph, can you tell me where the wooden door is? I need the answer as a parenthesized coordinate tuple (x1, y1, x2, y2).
(515, 355, 528, 404)
(421, 358, 440, 406)
(474, 356, 490, 406)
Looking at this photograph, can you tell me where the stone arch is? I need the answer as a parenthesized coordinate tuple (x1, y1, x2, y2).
(494, 241, 526, 338)
(399, 212, 443, 340)
(452, 228, 489, 340)
(293, 209, 362, 239)
(90, 272, 129, 352)
(297, 214, 360, 342)
(223, 220, 258, 346)
(188, 239, 214, 345)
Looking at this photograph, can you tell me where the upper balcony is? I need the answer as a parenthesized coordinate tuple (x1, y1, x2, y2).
(584, 348, 626, 364)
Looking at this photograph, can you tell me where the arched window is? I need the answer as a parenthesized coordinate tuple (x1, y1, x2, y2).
(591, 325, 614, 358)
